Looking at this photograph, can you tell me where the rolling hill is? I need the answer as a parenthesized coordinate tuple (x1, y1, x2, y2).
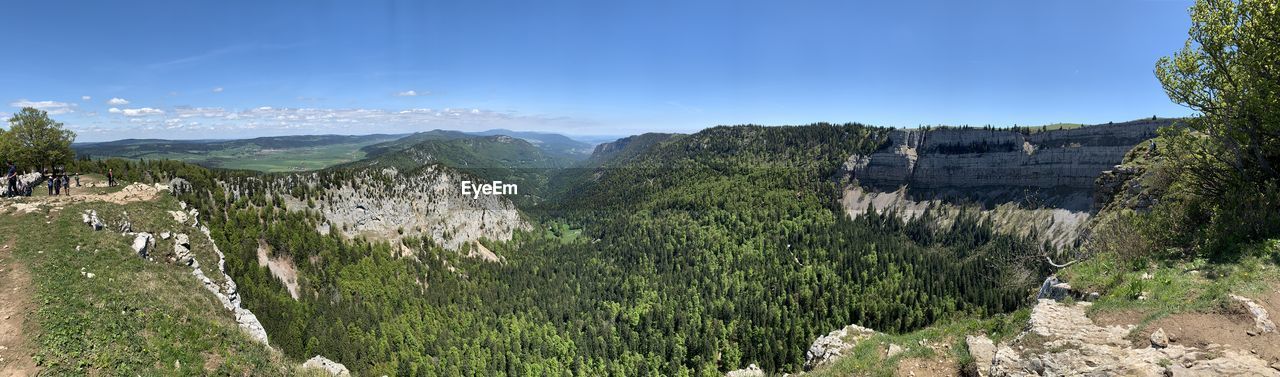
(73, 134, 407, 172)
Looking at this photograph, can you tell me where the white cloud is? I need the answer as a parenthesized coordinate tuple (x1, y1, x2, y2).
(107, 97, 130, 105)
(72, 104, 598, 141)
(395, 90, 421, 97)
(9, 99, 76, 115)
(81, 95, 92, 101)
(212, 87, 224, 93)
(108, 107, 165, 117)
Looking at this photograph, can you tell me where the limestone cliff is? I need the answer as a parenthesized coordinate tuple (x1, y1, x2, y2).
(847, 118, 1173, 210)
(277, 165, 529, 251)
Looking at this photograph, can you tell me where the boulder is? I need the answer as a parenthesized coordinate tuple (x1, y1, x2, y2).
(886, 343, 904, 358)
(88, 211, 104, 230)
(175, 243, 192, 265)
(132, 233, 152, 257)
(301, 355, 351, 376)
(1036, 276, 1073, 301)
(1150, 328, 1169, 348)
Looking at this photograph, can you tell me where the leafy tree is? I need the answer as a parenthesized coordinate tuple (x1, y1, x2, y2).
(1155, 0, 1279, 195)
(4, 107, 76, 171)
(1153, 0, 1280, 253)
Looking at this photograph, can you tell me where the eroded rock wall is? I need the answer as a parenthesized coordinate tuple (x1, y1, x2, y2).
(279, 165, 528, 251)
(848, 119, 1171, 209)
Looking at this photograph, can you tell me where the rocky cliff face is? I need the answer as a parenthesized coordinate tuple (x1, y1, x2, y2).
(279, 165, 528, 251)
(847, 119, 1172, 210)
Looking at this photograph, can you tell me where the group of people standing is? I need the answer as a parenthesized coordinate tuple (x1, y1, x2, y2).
(2, 161, 88, 198)
(45, 168, 78, 196)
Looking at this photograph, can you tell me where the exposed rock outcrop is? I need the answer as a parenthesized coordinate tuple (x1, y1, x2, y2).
(168, 177, 192, 195)
(131, 233, 152, 257)
(81, 210, 105, 230)
(966, 335, 997, 377)
(1035, 276, 1073, 301)
(275, 166, 528, 250)
(301, 355, 351, 376)
(724, 364, 763, 377)
(805, 324, 878, 370)
(193, 222, 269, 346)
(847, 119, 1171, 210)
(1, 172, 42, 196)
(841, 185, 1090, 249)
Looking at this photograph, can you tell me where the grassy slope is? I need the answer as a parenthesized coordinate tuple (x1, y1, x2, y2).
(806, 309, 1029, 377)
(0, 187, 304, 374)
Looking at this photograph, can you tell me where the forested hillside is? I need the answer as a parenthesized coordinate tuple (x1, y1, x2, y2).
(339, 134, 575, 207)
(73, 122, 1050, 375)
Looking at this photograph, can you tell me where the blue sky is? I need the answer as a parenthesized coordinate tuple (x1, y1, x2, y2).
(2, 0, 1196, 142)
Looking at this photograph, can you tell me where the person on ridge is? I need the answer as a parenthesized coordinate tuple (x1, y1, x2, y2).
(107, 168, 115, 187)
(5, 161, 16, 198)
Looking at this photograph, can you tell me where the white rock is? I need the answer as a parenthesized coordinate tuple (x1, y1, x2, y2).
(886, 343, 905, 358)
(725, 363, 764, 377)
(805, 324, 877, 370)
(234, 308, 269, 345)
(1151, 328, 1169, 348)
(967, 335, 997, 377)
(302, 355, 351, 376)
(1230, 294, 1277, 334)
(168, 210, 189, 224)
(132, 233, 152, 257)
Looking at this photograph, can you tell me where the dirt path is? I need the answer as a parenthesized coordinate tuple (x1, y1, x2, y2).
(0, 237, 38, 377)
(1092, 285, 1280, 367)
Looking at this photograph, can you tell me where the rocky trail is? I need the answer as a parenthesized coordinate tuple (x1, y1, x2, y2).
(967, 294, 1280, 376)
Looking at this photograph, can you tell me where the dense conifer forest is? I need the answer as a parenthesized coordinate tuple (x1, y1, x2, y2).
(71, 123, 1046, 375)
